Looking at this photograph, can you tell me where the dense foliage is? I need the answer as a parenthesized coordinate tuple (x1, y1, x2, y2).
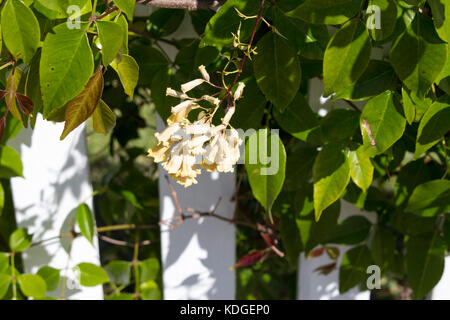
(0, 0, 449, 300)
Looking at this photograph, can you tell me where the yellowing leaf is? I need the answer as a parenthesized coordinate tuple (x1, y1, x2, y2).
(60, 68, 104, 140)
(111, 54, 139, 99)
(92, 100, 116, 135)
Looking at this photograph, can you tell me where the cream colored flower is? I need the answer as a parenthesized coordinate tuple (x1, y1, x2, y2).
(234, 82, 245, 100)
(147, 144, 169, 163)
(155, 123, 181, 147)
(166, 88, 189, 99)
(167, 101, 198, 125)
(148, 64, 246, 187)
(198, 65, 210, 82)
(181, 79, 205, 93)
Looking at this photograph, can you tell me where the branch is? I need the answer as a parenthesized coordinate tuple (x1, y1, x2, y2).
(136, 0, 225, 11)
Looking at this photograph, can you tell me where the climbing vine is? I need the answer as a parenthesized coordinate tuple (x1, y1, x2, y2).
(0, 0, 449, 300)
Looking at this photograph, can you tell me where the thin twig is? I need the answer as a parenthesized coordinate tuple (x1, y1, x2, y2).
(344, 100, 362, 113)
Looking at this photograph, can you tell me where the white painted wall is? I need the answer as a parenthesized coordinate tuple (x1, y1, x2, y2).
(9, 116, 103, 300)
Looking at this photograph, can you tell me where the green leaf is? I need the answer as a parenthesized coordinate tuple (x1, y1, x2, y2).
(26, 50, 43, 129)
(18, 274, 47, 299)
(0, 183, 4, 218)
(339, 245, 372, 294)
(0, 253, 9, 274)
(320, 109, 360, 143)
(75, 263, 109, 287)
(96, 21, 124, 66)
(76, 203, 95, 244)
(390, 14, 448, 99)
(1, 0, 40, 64)
(245, 129, 286, 221)
(349, 145, 374, 192)
(371, 227, 396, 271)
(367, 0, 398, 41)
(284, 144, 318, 191)
(406, 180, 450, 217)
(92, 100, 116, 135)
(230, 78, 266, 130)
(0, 146, 23, 178)
(444, 217, 450, 248)
(406, 232, 446, 299)
(298, 195, 341, 254)
(0, 274, 10, 300)
(111, 54, 139, 99)
(273, 93, 320, 143)
(34, 0, 91, 19)
(140, 280, 161, 300)
(402, 87, 416, 125)
(9, 228, 32, 252)
(328, 216, 372, 245)
(287, 0, 362, 25)
(414, 95, 450, 159)
(105, 261, 130, 286)
(116, 14, 129, 54)
(360, 91, 406, 157)
(113, 0, 135, 20)
(253, 32, 301, 111)
(323, 19, 372, 97)
(278, 193, 303, 267)
(40, 23, 94, 118)
(131, 44, 169, 86)
(428, 0, 450, 42)
(60, 67, 104, 140)
(140, 258, 160, 283)
(201, 0, 261, 48)
(313, 144, 350, 221)
(37, 266, 60, 291)
(151, 68, 179, 121)
(334, 60, 396, 101)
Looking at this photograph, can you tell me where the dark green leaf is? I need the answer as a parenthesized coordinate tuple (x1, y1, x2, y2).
(339, 245, 372, 293)
(254, 32, 301, 111)
(406, 232, 446, 299)
(287, 0, 362, 25)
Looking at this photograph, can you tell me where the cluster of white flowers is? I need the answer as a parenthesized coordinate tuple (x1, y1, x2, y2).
(148, 66, 245, 187)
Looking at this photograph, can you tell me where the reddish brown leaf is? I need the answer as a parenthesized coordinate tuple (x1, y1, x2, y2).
(308, 247, 325, 258)
(0, 90, 7, 100)
(260, 232, 274, 247)
(232, 250, 265, 269)
(60, 67, 104, 140)
(0, 117, 5, 141)
(314, 262, 337, 276)
(15, 93, 34, 115)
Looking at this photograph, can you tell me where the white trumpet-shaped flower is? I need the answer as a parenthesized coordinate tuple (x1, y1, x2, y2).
(148, 65, 244, 187)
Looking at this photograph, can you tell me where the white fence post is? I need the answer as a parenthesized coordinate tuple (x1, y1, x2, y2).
(9, 116, 103, 300)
